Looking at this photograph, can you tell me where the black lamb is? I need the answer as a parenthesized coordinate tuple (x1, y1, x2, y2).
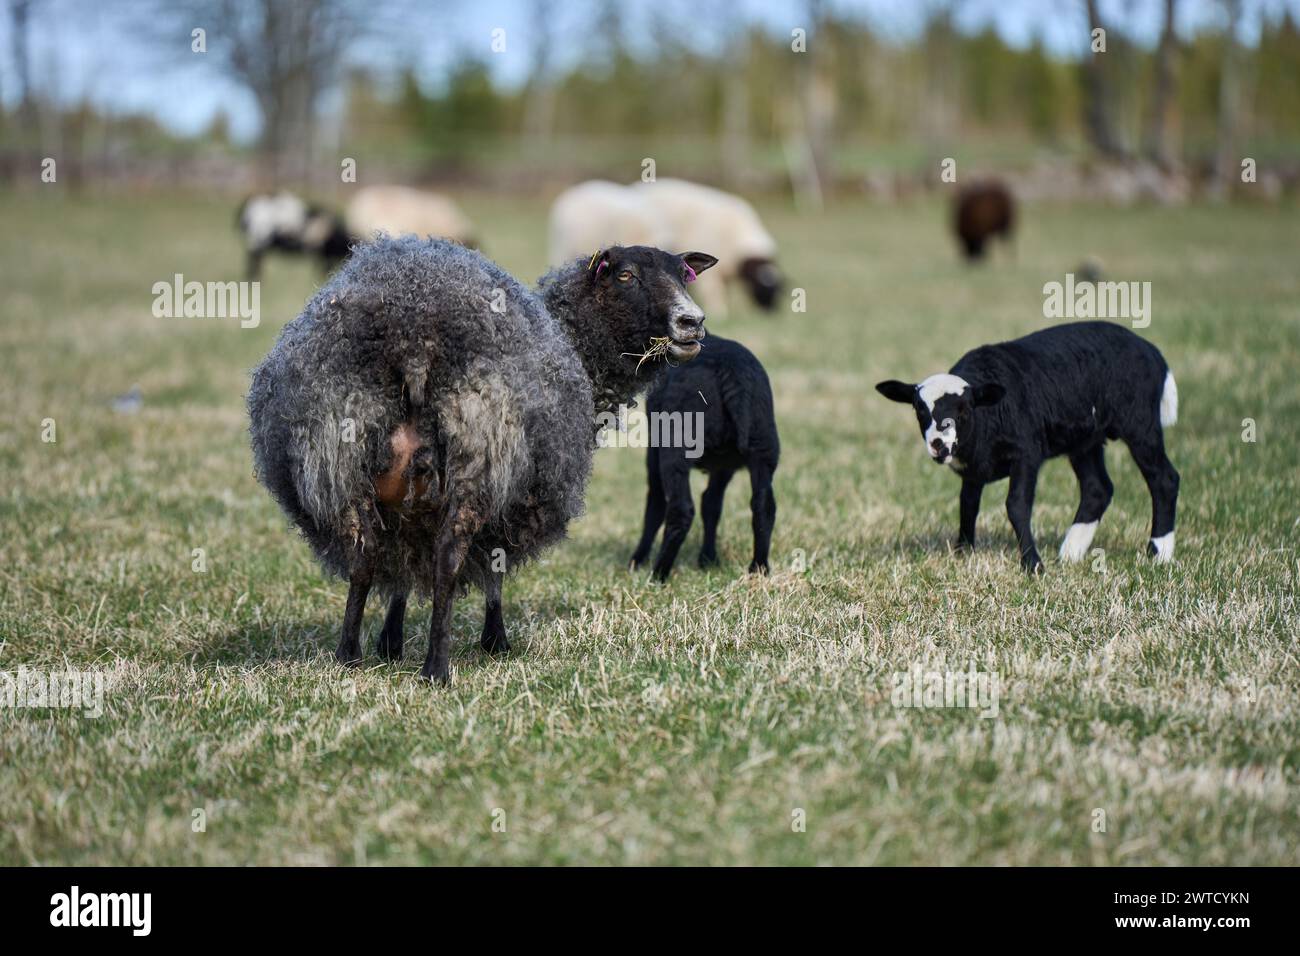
(876, 321, 1179, 574)
(629, 335, 780, 580)
(248, 237, 716, 683)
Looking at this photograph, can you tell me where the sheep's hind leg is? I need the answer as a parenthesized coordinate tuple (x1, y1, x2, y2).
(1059, 445, 1112, 563)
(335, 571, 372, 667)
(747, 463, 776, 574)
(419, 503, 478, 685)
(375, 591, 407, 661)
(480, 569, 509, 655)
(630, 447, 666, 570)
(698, 468, 735, 568)
(1128, 434, 1179, 563)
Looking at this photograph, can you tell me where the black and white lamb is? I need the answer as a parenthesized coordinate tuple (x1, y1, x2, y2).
(248, 236, 716, 682)
(876, 321, 1179, 574)
(629, 335, 779, 580)
(237, 191, 354, 279)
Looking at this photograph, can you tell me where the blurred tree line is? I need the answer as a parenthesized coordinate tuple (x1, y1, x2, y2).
(3, 0, 1299, 195)
(333, 2, 1300, 196)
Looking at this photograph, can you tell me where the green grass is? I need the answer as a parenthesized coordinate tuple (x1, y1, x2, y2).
(0, 188, 1297, 865)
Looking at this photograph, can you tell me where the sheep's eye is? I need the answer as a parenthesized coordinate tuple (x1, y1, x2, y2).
(617, 270, 633, 282)
(942, 418, 955, 431)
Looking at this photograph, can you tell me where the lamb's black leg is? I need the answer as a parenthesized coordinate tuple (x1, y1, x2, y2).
(420, 503, 475, 685)
(630, 447, 666, 570)
(375, 591, 407, 661)
(246, 248, 263, 281)
(1005, 461, 1044, 574)
(747, 462, 776, 574)
(1128, 435, 1179, 563)
(698, 468, 735, 568)
(1060, 444, 1113, 563)
(958, 478, 984, 550)
(651, 462, 694, 582)
(335, 571, 372, 667)
(480, 569, 509, 655)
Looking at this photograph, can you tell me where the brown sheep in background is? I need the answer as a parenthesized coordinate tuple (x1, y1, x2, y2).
(953, 180, 1016, 262)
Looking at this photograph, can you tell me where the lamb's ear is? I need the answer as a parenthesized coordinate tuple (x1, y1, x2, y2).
(972, 382, 1005, 407)
(875, 380, 916, 404)
(587, 248, 612, 281)
(681, 252, 719, 279)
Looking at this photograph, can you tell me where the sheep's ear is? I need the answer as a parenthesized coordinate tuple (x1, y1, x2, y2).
(588, 248, 612, 280)
(681, 252, 718, 277)
(972, 382, 1005, 407)
(875, 380, 916, 404)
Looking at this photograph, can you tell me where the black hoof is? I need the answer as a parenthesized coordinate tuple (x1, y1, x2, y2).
(480, 627, 511, 656)
(697, 550, 719, 568)
(335, 646, 362, 668)
(375, 630, 403, 661)
(418, 664, 450, 686)
(748, 560, 770, 575)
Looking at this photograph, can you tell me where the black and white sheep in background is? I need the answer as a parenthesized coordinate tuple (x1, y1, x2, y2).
(876, 321, 1179, 574)
(248, 236, 716, 683)
(629, 335, 780, 580)
(953, 179, 1016, 262)
(237, 191, 354, 279)
(549, 178, 783, 317)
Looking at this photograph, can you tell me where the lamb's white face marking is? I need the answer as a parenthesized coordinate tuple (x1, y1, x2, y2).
(242, 192, 308, 248)
(1059, 521, 1099, 562)
(1150, 531, 1175, 563)
(917, 373, 969, 462)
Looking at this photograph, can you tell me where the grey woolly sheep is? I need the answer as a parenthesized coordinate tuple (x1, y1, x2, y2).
(248, 236, 718, 683)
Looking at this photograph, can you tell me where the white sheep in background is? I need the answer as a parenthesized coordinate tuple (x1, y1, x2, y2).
(548, 180, 673, 267)
(629, 178, 783, 317)
(346, 185, 478, 247)
(548, 179, 783, 318)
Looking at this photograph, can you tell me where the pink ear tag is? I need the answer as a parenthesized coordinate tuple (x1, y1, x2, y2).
(595, 259, 609, 277)
(684, 264, 697, 283)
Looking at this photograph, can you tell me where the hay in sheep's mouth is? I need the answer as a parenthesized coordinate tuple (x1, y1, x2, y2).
(623, 336, 673, 374)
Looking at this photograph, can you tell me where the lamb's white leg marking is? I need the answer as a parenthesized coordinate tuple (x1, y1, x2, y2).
(1160, 370, 1178, 427)
(1150, 531, 1175, 562)
(1059, 521, 1099, 562)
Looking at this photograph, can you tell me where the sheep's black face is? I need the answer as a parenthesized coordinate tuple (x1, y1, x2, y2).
(740, 257, 782, 311)
(876, 374, 1004, 467)
(590, 246, 717, 361)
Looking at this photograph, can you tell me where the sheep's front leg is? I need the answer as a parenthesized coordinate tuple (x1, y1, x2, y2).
(1005, 462, 1044, 574)
(652, 463, 694, 582)
(480, 569, 509, 655)
(335, 571, 372, 667)
(420, 504, 477, 685)
(376, 591, 407, 661)
(958, 478, 984, 551)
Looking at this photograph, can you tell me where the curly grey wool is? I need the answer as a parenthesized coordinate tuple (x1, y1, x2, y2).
(248, 236, 716, 682)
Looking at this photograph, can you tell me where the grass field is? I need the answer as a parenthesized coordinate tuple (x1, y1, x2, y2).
(1, 188, 1297, 865)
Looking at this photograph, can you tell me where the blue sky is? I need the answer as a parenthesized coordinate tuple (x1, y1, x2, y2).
(1, 0, 1294, 142)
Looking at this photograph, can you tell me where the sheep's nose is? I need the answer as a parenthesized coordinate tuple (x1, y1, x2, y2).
(673, 313, 705, 339)
(930, 438, 946, 452)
